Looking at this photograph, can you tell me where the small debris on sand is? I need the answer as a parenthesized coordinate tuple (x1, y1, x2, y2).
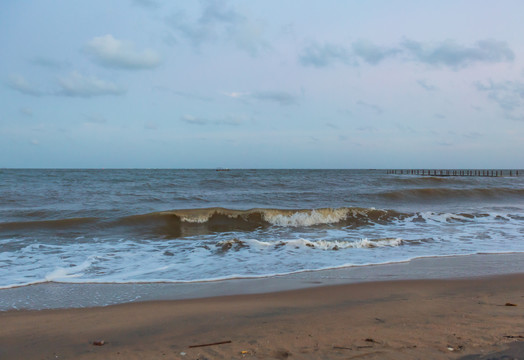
(188, 340, 232, 348)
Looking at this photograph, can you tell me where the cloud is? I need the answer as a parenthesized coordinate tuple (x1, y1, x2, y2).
(20, 107, 33, 117)
(7, 74, 44, 96)
(222, 91, 250, 99)
(201, 0, 243, 24)
(218, 115, 245, 126)
(299, 42, 351, 67)
(166, 12, 213, 47)
(251, 91, 297, 106)
(434, 113, 446, 119)
(395, 123, 416, 133)
(356, 125, 378, 132)
(170, 90, 213, 101)
(132, 0, 160, 8)
(356, 100, 383, 114)
(417, 79, 438, 91)
(230, 18, 267, 56)
(463, 132, 482, 139)
(154, 86, 213, 102)
(57, 72, 125, 97)
(85, 114, 108, 124)
(475, 79, 524, 120)
(338, 109, 353, 117)
(402, 39, 514, 69)
(299, 38, 514, 70)
(181, 115, 208, 125)
(222, 90, 297, 106)
(351, 40, 399, 65)
(181, 114, 244, 126)
(86, 35, 161, 69)
(166, 0, 268, 56)
(299, 39, 398, 67)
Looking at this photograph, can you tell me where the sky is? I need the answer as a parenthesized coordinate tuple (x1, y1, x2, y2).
(1, 0, 524, 169)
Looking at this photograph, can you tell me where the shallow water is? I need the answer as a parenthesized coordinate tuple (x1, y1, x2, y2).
(1, 169, 523, 289)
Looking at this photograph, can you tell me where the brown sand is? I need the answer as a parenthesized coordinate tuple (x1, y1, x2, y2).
(1, 275, 523, 359)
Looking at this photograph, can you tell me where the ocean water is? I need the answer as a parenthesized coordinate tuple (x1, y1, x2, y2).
(1, 169, 523, 291)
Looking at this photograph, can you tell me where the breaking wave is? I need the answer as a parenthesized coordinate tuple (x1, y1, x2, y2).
(216, 237, 405, 252)
(0, 207, 409, 238)
(110, 207, 409, 238)
(2, 206, 522, 240)
(154, 207, 406, 225)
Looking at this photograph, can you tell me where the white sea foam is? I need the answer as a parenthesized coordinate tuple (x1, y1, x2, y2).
(44, 257, 94, 281)
(263, 208, 349, 226)
(275, 237, 403, 250)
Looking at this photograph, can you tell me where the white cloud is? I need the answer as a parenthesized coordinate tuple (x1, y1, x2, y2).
(7, 74, 44, 96)
(222, 91, 250, 98)
(86, 35, 161, 69)
(57, 72, 125, 97)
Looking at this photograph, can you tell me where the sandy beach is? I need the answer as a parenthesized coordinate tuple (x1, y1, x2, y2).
(1, 273, 523, 359)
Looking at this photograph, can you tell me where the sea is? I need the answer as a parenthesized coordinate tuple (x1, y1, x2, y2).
(1, 169, 523, 309)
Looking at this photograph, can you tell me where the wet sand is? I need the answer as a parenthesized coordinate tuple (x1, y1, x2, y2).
(1, 274, 523, 359)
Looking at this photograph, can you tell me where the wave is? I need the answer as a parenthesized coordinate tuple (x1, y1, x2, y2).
(216, 237, 405, 252)
(132, 207, 409, 237)
(390, 176, 466, 184)
(0, 207, 408, 238)
(155, 207, 406, 225)
(2, 205, 522, 239)
(0, 217, 99, 232)
(379, 187, 524, 201)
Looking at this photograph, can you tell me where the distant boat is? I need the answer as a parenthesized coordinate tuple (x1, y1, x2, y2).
(216, 168, 230, 172)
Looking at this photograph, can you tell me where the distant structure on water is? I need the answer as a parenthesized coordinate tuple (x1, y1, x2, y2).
(387, 169, 519, 177)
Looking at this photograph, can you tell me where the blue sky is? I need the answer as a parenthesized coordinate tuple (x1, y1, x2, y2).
(1, 0, 523, 168)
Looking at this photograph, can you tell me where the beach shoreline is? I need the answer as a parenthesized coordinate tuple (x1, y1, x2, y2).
(1, 254, 524, 359)
(3, 252, 524, 311)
